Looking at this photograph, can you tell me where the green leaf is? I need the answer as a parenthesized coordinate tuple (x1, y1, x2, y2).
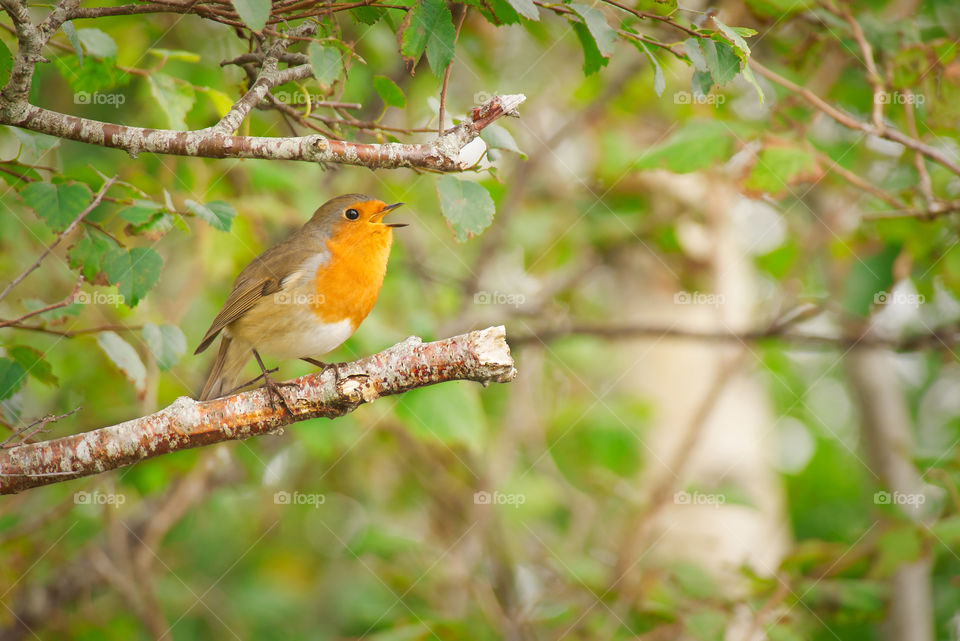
(202, 87, 234, 118)
(684, 37, 707, 72)
(142, 323, 186, 371)
(77, 28, 117, 59)
(20, 182, 92, 232)
(62, 21, 83, 63)
(97, 331, 146, 394)
(573, 22, 609, 75)
(841, 244, 900, 318)
(691, 69, 714, 97)
(700, 38, 739, 85)
(401, 0, 457, 75)
(52, 55, 128, 94)
(185, 199, 237, 232)
(569, 4, 616, 57)
(874, 526, 922, 577)
(480, 124, 525, 156)
(308, 43, 342, 86)
(103, 247, 163, 308)
(436, 176, 496, 242)
(147, 48, 201, 63)
(744, 147, 816, 194)
(68, 231, 113, 280)
(0, 39, 11, 88)
(9, 128, 60, 159)
(351, 5, 385, 24)
(8, 345, 57, 386)
(373, 75, 406, 108)
(505, 0, 539, 21)
(712, 18, 751, 56)
(741, 63, 765, 103)
(231, 0, 270, 31)
(0, 359, 27, 401)
(147, 73, 195, 129)
(638, 41, 665, 97)
(119, 200, 164, 226)
(634, 120, 734, 173)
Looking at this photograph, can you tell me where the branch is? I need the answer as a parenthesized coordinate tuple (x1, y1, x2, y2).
(1, 94, 525, 170)
(0, 326, 517, 494)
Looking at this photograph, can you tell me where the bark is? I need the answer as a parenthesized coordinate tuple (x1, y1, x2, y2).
(0, 327, 517, 494)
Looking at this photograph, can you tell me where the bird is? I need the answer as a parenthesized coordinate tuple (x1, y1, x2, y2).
(195, 194, 406, 403)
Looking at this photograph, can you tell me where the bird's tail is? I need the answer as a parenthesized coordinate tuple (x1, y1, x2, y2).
(199, 335, 250, 401)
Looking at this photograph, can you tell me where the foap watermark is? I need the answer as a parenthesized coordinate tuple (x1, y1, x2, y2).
(75, 291, 126, 306)
(674, 490, 726, 507)
(474, 291, 525, 308)
(873, 290, 924, 308)
(274, 490, 326, 508)
(874, 490, 925, 507)
(474, 490, 525, 507)
(674, 91, 725, 106)
(674, 291, 725, 307)
(74, 91, 126, 107)
(272, 91, 329, 106)
(875, 91, 925, 105)
(273, 292, 326, 306)
(74, 490, 126, 507)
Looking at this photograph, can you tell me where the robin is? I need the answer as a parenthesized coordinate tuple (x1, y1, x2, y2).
(195, 194, 406, 402)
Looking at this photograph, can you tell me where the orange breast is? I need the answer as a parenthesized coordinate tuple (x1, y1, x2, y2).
(310, 224, 393, 328)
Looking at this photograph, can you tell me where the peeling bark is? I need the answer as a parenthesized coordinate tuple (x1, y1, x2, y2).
(0, 327, 517, 494)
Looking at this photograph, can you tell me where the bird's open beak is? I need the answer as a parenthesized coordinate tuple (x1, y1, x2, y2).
(377, 202, 407, 228)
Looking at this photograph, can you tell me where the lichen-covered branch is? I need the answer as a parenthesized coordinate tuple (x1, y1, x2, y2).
(0, 327, 517, 494)
(1, 94, 524, 170)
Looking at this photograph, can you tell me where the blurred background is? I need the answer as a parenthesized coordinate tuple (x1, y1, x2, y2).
(2, 0, 960, 639)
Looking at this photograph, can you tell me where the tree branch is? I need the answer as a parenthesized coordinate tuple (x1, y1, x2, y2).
(0, 326, 517, 494)
(0, 94, 525, 170)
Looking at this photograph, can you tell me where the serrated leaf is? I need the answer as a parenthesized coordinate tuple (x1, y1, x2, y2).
(97, 331, 146, 394)
(351, 5, 385, 24)
(373, 75, 406, 108)
(68, 231, 113, 281)
(185, 199, 236, 232)
(701, 38, 739, 85)
(0, 358, 27, 402)
(53, 55, 128, 94)
(713, 18, 751, 56)
(77, 28, 117, 59)
(231, 0, 270, 31)
(506, 0, 539, 20)
(308, 43, 342, 86)
(569, 4, 616, 57)
(401, 0, 456, 75)
(62, 21, 83, 64)
(103, 247, 163, 308)
(147, 73, 195, 129)
(684, 37, 707, 72)
(573, 22, 609, 75)
(638, 41, 665, 97)
(142, 323, 186, 371)
(635, 120, 734, 173)
(436, 176, 495, 242)
(20, 182, 92, 232)
(148, 48, 201, 63)
(480, 124, 524, 156)
(119, 200, 164, 225)
(8, 345, 57, 386)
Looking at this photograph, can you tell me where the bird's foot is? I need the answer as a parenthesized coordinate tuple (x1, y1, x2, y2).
(301, 358, 346, 387)
(253, 350, 295, 415)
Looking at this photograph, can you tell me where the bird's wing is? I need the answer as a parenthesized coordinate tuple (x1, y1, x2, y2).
(194, 277, 282, 354)
(194, 236, 329, 355)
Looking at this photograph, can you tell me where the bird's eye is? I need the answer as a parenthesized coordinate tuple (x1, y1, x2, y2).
(345, 208, 360, 220)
